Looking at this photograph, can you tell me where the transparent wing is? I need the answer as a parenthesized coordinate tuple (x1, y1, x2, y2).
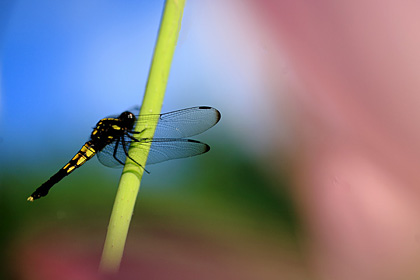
(97, 136, 210, 167)
(97, 106, 220, 168)
(133, 106, 221, 138)
(131, 138, 210, 165)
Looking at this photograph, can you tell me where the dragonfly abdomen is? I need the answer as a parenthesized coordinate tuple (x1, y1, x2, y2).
(27, 141, 99, 201)
(63, 141, 98, 173)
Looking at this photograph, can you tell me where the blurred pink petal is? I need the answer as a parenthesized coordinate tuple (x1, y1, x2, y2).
(245, 0, 420, 279)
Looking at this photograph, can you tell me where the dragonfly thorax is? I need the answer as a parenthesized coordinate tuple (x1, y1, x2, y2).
(89, 113, 135, 148)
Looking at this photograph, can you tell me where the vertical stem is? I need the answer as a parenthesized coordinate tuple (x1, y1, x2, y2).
(99, 0, 186, 273)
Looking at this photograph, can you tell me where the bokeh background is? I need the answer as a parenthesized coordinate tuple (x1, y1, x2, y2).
(2, 0, 420, 279)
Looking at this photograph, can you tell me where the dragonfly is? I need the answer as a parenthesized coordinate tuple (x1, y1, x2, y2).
(28, 106, 221, 201)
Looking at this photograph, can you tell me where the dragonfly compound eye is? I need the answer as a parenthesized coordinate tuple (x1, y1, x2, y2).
(118, 111, 136, 128)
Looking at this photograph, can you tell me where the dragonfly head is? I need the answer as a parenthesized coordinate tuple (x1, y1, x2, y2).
(118, 111, 136, 129)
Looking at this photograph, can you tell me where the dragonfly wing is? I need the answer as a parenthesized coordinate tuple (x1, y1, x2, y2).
(135, 106, 221, 139)
(96, 106, 220, 168)
(130, 138, 210, 165)
(97, 137, 210, 167)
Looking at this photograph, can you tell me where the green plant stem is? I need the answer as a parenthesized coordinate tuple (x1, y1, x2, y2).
(99, 0, 186, 273)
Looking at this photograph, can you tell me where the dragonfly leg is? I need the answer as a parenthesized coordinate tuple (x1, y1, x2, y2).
(126, 133, 141, 142)
(126, 128, 146, 143)
(128, 128, 146, 135)
(112, 137, 125, 166)
(122, 133, 150, 174)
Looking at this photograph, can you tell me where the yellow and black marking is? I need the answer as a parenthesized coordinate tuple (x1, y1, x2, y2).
(63, 142, 97, 174)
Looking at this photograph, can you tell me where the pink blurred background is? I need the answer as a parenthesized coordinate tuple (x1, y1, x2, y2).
(240, 0, 420, 279)
(192, 0, 420, 278)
